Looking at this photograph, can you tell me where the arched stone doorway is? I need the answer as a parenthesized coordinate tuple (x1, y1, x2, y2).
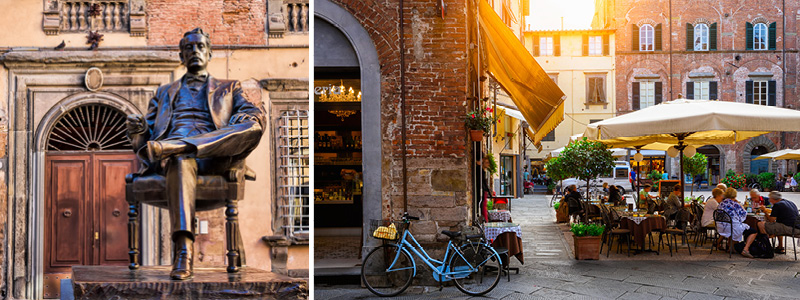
(742, 136, 777, 175)
(315, 0, 382, 273)
(35, 95, 141, 299)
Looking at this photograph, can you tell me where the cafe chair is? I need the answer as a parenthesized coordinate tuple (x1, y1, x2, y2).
(711, 209, 734, 258)
(125, 165, 256, 272)
(691, 204, 715, 247)
(660, 209, 692, 256)
(600, 206, 631, 257)
(776, 214, 799, 261)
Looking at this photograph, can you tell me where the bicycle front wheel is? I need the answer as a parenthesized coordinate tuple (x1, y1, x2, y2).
(361, 244, 414, 297)
(449, 243, 502, 296)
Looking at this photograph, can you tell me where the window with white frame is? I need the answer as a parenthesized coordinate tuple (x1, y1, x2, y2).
(640, 82, 655, 108)
(588, 36, 603, 55)
(694, 23, 709, 51)
(540, 36, 554, 56)
(754, 23, 768, 50)
(753, 81, 768, 105)
(278, 110, 309, 237)
(640, 24, 654, 51)
(694, 81, 710, 99)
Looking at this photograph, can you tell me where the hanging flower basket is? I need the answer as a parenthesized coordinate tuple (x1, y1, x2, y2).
(469, 130, 484, 141)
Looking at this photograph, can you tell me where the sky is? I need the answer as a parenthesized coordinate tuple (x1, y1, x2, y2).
(527, 0, 597, 30)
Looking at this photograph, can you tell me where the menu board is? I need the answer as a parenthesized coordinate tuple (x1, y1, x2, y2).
(658, 180, 681, 199)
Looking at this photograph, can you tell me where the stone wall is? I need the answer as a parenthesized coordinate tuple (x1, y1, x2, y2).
(611, 0, 800, 174)
(329, 0, 473, 242)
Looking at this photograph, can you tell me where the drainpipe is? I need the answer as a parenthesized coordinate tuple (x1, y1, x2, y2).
(668, 0, 673, 100)
(781, 0, 786, 174)
(400, 0, 408, 213)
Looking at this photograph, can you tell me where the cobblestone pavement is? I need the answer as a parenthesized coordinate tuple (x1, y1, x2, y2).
(314, 193, 800, 300)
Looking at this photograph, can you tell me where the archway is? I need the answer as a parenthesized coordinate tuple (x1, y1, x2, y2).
(315, 0, 382, 273)
(697, 145, 723, 185)
(750, 146, 770, 174)
(33, 94, 140, 298)
(741, 135, 777, 175)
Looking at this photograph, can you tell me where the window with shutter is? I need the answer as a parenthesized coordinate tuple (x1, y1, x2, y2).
(768, 22, 776, 50)
(686, 82, 694, 99)
(640, 24, 654, 51)
(632, 82, 641, 110)
(693, 82, 710, 99)
(602, 35, 610, 55)
(588, 36, 602, 55)
(640, 82, 656, 109)
(632, 24, 640, 51)
(745, 80, 754, 103)
(532, 35, 540, 56)
(709, 81, 718, 100)
(709, 23, 717, 51)
(686, 23, 694, 51)
(540, 36, 554, 56)
(752, 81, 769, 105)
(767, 80, 776, 106)
(582, 35, 589, 56)
(554, 35, 561, 56)
(586, 74, 606, 104)
(654, 81, 662, 104)
(745, 22, 754, 50)
(654, 24, 662, 51)
(753, 23, 768, 50)
(694, 24, 709, 51)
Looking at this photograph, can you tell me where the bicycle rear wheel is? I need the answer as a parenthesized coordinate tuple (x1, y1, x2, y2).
(449, 243, 502, 296)
(361, 244, 414, 297)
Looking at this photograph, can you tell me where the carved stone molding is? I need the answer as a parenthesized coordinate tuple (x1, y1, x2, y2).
(42, 0, 147, 36)
(267, 0, 309, 38)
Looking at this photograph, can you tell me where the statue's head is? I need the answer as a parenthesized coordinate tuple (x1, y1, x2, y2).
(179, 28, 212, 73)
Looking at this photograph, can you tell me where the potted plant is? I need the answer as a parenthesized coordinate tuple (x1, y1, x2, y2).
(546, 182, 556, 194)
(757, 172, 775, 191)
(465, 106, 496, 141)
(570, 223, 605, 260)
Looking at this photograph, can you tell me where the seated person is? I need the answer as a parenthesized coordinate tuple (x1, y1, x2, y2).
(638, 184, 655, 210)
(662, 185, 684, 221)
(716, 188, 750, 249)
(602, 182, 610, 194)
(566, 184, 583, 220)
(748, 189, 767, 208)
(607, 185, 623, 206)
(701, 188, 723, 227)
(741, 191, 799, 257)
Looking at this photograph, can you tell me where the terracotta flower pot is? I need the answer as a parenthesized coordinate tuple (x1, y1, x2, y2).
(469, 130, 485, 141)
(573, 235, 601, 260)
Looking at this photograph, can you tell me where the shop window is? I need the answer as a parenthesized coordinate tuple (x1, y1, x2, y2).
(277, 110, 309, 237)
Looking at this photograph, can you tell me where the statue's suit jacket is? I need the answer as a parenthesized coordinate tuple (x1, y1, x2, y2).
(129, 76, 265, 174)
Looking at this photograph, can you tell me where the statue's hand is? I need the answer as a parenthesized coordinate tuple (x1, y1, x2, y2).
(229, 113, 258, 125)
(126, 114, 146, 134)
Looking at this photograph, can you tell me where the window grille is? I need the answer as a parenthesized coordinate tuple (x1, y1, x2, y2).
(277, 110, 309, 236)
(47, 104, 131, 151)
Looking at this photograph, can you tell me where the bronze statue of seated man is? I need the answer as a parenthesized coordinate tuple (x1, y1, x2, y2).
(126, 28, 264, 280)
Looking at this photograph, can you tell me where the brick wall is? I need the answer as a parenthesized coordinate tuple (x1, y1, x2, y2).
(147, 0, 267, 45)
(611, 0, 800, 174)
(329, 0, 472, 241)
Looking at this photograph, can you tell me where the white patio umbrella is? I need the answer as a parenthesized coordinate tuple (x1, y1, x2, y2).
(753, 149, 800, 161)
(583, 99, 800, 201)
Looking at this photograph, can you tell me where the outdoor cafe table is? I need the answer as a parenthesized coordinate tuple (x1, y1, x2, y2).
(618, 214, 667, 252)
(745, 213, 766, 229)
(488, 209, 512, 222)
(484, 222, 524, 264)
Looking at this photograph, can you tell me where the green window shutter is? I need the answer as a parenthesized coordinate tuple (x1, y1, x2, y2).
(655, 81, 663, 104)
(632, 24, 639, 51)
(602, 35, 610, 55)
(632, 82, 640, 110)
(745, 80, 753, 103)
(554, 35, 561, 56)
(533, 35, 539, 56)
(655, 24, 662, 51)
(745, 22, 753, 50)
(709, 23, 717, 51)
(686, 82, 694, 99)
(768, 22, 777, 50)
(768, 80, 776, 106)
(686, 23, 694, 51)
(709, 81, 718, 100)
(582, 35, 589, 56)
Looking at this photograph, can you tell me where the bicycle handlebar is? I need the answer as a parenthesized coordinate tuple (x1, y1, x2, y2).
(403, 212, 420, 220)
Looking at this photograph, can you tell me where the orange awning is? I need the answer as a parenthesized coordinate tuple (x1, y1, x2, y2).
(479, 0, 566, 150)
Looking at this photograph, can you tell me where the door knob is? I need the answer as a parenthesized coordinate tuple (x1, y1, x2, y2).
(62, 210, 72, 218)
(112, 209, 121, 217)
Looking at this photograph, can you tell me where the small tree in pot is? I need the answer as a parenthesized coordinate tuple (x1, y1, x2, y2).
(682, 153, 707, 196)
(559, 138, 615, 221)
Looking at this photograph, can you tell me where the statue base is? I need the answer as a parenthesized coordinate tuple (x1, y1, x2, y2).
(70, 265, 308, 299)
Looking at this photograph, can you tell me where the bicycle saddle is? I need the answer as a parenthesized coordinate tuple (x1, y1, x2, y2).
(441, 230, 461, 239)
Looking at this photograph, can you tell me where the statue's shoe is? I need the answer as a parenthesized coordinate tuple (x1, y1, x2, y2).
(147, 140, 188, 162)
(170, 240, 194, 280)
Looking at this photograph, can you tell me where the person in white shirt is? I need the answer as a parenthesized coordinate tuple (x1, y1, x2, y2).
(702, 188, 723, 227)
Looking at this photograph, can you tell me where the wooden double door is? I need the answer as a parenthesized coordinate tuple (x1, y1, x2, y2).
(44, 152, 136, 296)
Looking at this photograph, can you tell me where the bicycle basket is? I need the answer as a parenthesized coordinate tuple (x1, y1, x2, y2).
(369, 219, 407, 241)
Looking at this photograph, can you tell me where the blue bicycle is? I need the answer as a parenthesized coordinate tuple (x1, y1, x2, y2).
(361, 213, 503, 297)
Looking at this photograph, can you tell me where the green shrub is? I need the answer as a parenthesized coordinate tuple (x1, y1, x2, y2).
(725, 169, 736, 178)
(745, 173, 758, 186)
(487, 199, 494, 211)
(570, 223, 604, 237)
(757, 172, 774, 190)
(794, 173, 799, 182)
(487, 154, 498, 175)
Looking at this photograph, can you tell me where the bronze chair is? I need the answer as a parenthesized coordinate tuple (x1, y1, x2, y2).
(125, 165, 256, 272)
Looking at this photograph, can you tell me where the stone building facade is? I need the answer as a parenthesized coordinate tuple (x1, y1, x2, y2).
(595, 0, 800, 178)
(0, 0, 309, 298)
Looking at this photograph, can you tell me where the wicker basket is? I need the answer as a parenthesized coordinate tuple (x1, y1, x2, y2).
(368, 219, 407, 241)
